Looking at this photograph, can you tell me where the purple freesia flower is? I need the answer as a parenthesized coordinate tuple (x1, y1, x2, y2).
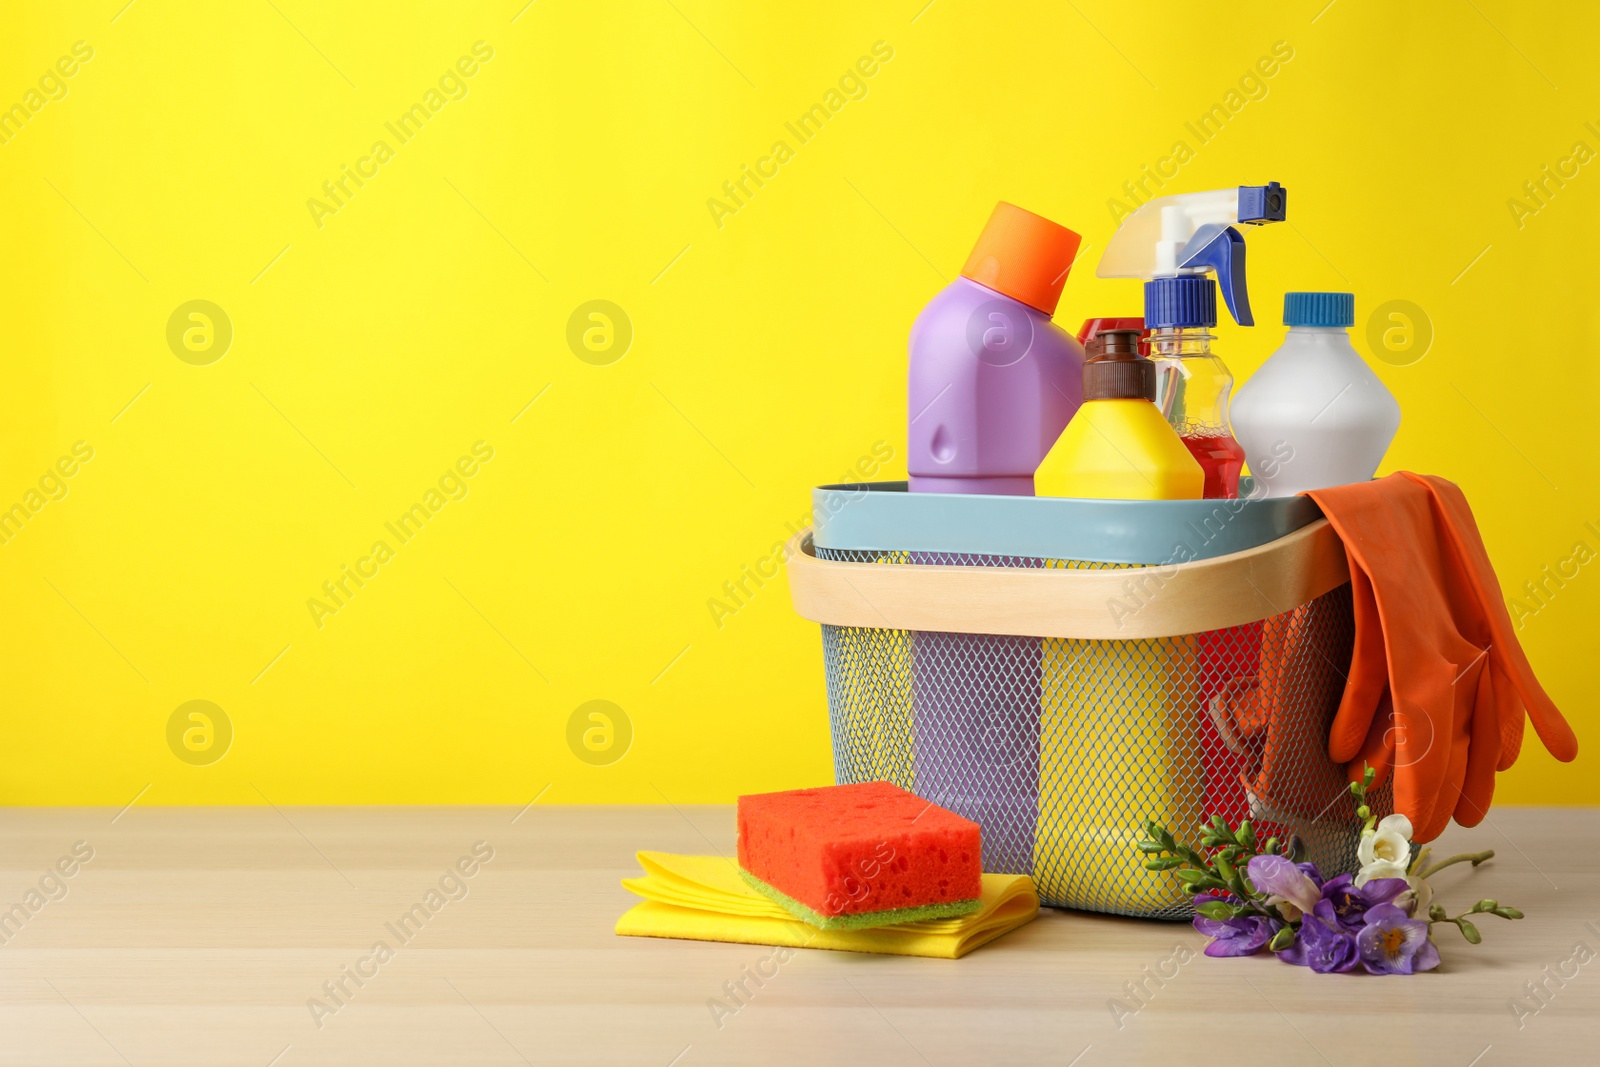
(1276, 900, 1360, 973)
(1295, 861, 1325, 887)
(1247, 854, 1321, 915)
(1357, 903, 1441, 975)
(1192, 893, 1280, 957)
(1320, 873, 1410, 931)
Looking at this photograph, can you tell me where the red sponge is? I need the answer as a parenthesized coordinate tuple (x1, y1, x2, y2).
(736, 781, 982, 929)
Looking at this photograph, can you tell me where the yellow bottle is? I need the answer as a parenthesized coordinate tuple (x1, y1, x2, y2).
(1033, 329, 1203, 500)
(1032, 328, 1206, 914)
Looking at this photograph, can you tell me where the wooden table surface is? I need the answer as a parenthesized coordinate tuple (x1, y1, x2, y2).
(1, 804, 1594, 1066)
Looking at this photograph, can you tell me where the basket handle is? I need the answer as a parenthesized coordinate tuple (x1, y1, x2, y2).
(786, 518, 1349, 640)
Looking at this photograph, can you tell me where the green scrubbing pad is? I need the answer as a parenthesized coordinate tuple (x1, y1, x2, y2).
(740, 869, 980, 930)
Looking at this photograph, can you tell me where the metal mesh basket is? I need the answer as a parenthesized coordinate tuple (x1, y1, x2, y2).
(793, 521, 1389, 919)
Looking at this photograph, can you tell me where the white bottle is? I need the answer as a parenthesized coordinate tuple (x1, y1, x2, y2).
(1230, 292, 1400, 497)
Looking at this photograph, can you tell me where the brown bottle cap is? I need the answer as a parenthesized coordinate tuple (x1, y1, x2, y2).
(1082, 328, 1155, 401)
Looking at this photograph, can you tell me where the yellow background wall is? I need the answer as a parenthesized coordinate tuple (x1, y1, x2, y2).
(2, 1, 1594, 806)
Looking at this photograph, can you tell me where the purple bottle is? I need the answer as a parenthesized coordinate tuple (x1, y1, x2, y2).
(906, 202, 1085, 874)
(908, 202, 1085, 493)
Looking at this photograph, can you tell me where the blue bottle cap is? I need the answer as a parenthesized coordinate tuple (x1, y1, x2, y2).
(1144, 276, 1217, 329)
(1283, 292, 1354, 328)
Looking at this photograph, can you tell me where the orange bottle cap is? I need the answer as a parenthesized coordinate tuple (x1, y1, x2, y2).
(960, 202, 1083, 316)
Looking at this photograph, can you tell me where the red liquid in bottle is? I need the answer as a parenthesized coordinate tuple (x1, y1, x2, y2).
(1182, 433, 1246, 500)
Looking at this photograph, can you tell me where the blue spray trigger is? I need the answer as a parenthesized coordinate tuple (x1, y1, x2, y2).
(1179, 224, 1253, 326)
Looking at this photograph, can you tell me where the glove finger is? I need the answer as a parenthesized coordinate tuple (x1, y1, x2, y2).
(1391, 654, 1463, 841)
(1351, 686, 1395, 791)
(1455, 663, 1504, 827)
(1490, 651, 1529, 774)
(1415, 648, 1483, 842)
(1391, 699, 1434, 841)
(1329, 563, 1387, 763)
(1491, 631, 1577, 768)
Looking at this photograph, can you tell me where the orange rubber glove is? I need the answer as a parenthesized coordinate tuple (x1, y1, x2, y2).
(1308, 473, 1577, 842)
(1211, 605, 1351, 825)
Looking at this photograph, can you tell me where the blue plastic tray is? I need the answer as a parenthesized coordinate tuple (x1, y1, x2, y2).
(810, 480, 1322, 565)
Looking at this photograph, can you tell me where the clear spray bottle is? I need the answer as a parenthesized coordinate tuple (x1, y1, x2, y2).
(1097, 184, 1287, 499)
(1092, 184, 1289, 835)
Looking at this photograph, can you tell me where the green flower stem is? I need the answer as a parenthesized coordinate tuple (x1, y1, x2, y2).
(1427, 898, 1522, 938)
(1148, 764, 1524, 958)
(1418, 850, 1495, 880)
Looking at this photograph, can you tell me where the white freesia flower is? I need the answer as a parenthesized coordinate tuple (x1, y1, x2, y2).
(1354, 858, 1408, 888)
(1358, 813, 1414, 869)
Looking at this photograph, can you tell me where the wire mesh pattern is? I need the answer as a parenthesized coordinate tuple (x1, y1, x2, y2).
(815, 545, 1390, 919)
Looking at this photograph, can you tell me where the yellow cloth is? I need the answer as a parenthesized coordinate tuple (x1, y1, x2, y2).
(614, 851, 1040, 959)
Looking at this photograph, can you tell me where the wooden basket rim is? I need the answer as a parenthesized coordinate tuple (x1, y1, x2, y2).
(785, 518, 1351, 640)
